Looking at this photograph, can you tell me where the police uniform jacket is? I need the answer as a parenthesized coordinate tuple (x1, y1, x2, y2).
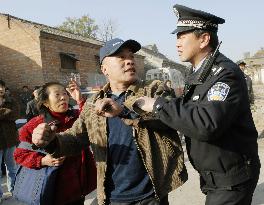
(152, 53, 260, 187)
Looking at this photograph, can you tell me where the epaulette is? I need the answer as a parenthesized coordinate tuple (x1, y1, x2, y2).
(211, 65, 225, 77)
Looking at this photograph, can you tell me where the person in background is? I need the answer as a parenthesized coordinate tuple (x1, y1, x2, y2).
(19, 85, 32, 117)
(14, 81, 96, 205)
(1, 157, 5, 177)
(0, 80, 19, 203)
(132, 4, 260, 205)
(155, 80, 176, 100)
(5, 87, 11, 98)
(26, 86, 41, 121)
(237, 60, 254, 105)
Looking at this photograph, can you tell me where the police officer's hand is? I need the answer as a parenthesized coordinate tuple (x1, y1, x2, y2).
(94, 98, 123, 117)
(32, 123, 57, 148)
(134, 96, 156, 113)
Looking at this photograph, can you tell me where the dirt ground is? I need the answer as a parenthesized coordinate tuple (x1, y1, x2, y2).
(251, 84, 264, 137)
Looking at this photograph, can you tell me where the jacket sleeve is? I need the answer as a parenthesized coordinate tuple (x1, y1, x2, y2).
(171, 89, 177, 98)
(14, 148, 43, 169)
(48, 103, 90, 157)
(26, 103, 33, 121)
(247, 76, 254, 104)
(0, 99, 20, 121)
(153, 69, 243, 142)
(14, 119, 44, 169)
(77, 98, 86, 113)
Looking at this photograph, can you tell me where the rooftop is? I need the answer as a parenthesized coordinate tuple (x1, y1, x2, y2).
(0, 13, 103, 46)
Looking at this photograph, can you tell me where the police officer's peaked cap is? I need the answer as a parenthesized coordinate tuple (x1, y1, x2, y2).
(172, 4, 225, 34)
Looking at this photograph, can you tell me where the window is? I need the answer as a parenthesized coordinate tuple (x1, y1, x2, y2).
(60, 52, 79, 70)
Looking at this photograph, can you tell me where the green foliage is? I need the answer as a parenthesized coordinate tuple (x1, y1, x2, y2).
(57, 15, 99, 38)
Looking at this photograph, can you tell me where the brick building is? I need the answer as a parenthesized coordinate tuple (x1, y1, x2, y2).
(0, 14, 145, 94)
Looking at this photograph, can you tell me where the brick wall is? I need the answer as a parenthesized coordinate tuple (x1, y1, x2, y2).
(40, 32, 145, 88)
(0, 15, 44, 92)
(40, 32, 102, 87)
(0, 14, 145, 92)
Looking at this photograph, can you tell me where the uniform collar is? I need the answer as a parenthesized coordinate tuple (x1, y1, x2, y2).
(193, 56, 207, 73)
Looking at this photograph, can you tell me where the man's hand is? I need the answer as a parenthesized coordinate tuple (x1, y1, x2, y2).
(134, 96, 156, 113)
(66, 78, 83, 103)
(94, 98, 123, 117)
(41, 154, 66, 167)
(32, 123, 57, 148)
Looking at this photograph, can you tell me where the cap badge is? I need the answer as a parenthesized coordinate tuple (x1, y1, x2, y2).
(192, 95, 200, 101)
(112, 41, 123, 46)
(173, 7, 180, 21)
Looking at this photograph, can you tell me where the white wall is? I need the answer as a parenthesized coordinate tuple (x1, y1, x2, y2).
(261, 68, 264, 84)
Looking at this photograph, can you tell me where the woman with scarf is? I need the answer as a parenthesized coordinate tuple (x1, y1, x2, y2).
(14, 81, 96, 205)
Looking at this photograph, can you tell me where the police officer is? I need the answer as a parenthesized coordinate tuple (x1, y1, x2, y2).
(237, 60, 254, 104)
(133, 4, 260, 205)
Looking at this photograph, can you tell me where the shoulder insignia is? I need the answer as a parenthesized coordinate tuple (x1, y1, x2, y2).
(212, 66, 224, 75)
(207, 82, 230, 101)
(214, 67, 224, 76)
(192, 95, 200, 101)
(212, 67, 217, 73)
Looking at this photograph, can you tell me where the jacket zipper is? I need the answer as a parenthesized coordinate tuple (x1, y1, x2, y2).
(132, 127, 160, 201)
(124, 90, 160, 201)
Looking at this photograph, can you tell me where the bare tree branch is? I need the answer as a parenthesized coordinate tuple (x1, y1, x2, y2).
(98, 19, 118, 42)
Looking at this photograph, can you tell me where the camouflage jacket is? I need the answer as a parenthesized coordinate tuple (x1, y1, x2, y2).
(51, 81, 187, 205)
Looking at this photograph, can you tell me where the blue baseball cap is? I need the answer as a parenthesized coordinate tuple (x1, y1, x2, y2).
(99, 38, 141, 64)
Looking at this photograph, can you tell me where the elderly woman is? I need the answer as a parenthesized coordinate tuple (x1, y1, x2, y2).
(14, 81, 96, 205)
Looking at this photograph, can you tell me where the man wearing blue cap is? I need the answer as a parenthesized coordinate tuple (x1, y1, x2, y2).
(130, 4, 260, 205)
(31, 38, 187, 205)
